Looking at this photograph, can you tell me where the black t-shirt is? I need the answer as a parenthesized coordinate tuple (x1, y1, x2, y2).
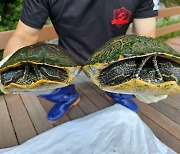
(20, 0, 158, 63)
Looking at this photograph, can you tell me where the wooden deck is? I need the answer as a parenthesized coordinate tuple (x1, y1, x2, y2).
(166, 36, 180, 52)
(0, 39, 180, 153)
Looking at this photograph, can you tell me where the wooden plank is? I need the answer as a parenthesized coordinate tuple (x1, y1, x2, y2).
(38, 98, 70, 126)
(77, 72, 114, 105)
(20, 94, 54, 134)
(166, 36, 180, 47)
(76, 82, 112, 109)
(82, 81, 115, 106)
(74, 73, 112, 109)
(67, 105, 86, 120)
(0, 24, 57, 50)
(53, 114, 70, 126)
(139, 112, 180, 153)
(135, 99, 180, 140)
(166, 37, 180, 52)
(38, 98, 54, 113)
(0, 96, 18, 148)
(76, 88, 99, 114)
(168, 94, 180, 110)
(156, 23, 180, 37)
(150, 98, 180, 125)
(4, 94, 37, 144)
(157, 6, 180, 19)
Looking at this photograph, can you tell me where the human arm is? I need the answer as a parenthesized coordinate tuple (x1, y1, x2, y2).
(131, 0, 158, 38)
(3, 20, 41, 58)
(4, 0, 49, 58)
(133, 17, 156, 38)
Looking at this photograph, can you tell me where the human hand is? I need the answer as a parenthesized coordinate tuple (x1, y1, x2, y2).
(135, 94, 168, 104)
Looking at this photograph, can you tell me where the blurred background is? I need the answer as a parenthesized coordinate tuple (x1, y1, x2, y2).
(0, 0, 179, 52)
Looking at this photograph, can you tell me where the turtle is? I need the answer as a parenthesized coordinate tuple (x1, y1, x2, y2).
(83, 35, 180, 95)
(0, 43, 82, 94)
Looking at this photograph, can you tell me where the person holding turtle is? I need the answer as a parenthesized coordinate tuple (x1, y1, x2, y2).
(3, 0, 165, 122)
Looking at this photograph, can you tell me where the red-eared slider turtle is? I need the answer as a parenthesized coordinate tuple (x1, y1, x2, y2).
(0, 43, 81, 94)
(83, 35, 180, 95)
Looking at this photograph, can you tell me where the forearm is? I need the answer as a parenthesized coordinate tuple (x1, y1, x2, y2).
(3, 20, 41, 58)
(133, 17, 156, 38)
(4, 34, 37, 58)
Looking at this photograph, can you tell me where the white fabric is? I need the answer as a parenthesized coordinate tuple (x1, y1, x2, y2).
(0, 104, 176, 154)
(153, 0, 160, 10)
(0, 53, 14, 68)
(135, 94, 168, 104)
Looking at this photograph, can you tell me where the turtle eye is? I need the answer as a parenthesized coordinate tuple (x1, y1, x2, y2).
(1, 68, 24, 86)
(38, 65, 68, 82)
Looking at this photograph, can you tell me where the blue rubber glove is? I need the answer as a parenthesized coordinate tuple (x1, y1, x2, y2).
(39, 84, 80, 122)
(106, 92, 139, 113)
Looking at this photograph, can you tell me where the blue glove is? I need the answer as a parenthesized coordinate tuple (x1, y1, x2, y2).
(106, 92, 139, 113)
(39, 84, 80, 122)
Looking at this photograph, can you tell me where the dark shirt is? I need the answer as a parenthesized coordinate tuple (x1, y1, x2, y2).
(20, 0, 158, 63)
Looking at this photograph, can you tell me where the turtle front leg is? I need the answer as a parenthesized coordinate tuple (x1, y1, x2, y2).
(18, 65, 38, 85)
(1, 69, 24, 86)
(135, 56, 151, 78)
(20, 64, 43, 84)
(22, 65, 29, 81)
(152, 56, 163, 82)
(33, 64, 44, 80)
(136, 56, 163, 84)
(38, 65, 68, 83)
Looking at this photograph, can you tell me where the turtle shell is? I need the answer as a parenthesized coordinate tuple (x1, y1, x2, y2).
(0, 43, 82, 94)
(83, 35, 180, 95)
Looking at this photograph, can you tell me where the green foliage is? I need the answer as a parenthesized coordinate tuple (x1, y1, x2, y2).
(0, 0, 24, 31)
(157, 31, 180, 41)
(157, 15, 180, 40)
(0, 50, 3, 60)
(161, 0, 180, 7)
(157, 16, 180, 28)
